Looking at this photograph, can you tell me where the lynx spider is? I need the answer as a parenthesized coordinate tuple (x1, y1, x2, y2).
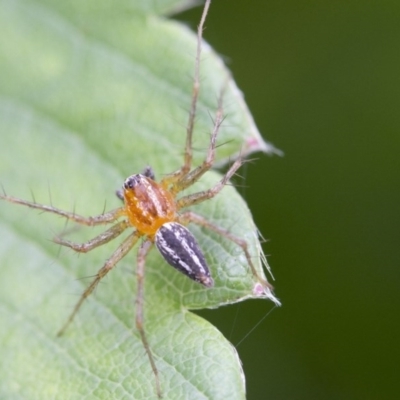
(0, 0, 279, 397)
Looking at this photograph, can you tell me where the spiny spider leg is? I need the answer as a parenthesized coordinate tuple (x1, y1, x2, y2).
(0, 192, 123, 226)
(179, 211, 273, 289)
(54, 220, 129, 253)
(170, 85, 226, 195)
(182, 0, 210, 174)
(57, 231, 140, 337)
(161, 0, 212, 187)
(176, 156, 243, 210)
(135, 239, 161, 398)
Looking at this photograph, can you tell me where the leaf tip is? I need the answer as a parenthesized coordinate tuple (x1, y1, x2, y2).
(244, 135, 284, 157)
(253, 282, 282, 307)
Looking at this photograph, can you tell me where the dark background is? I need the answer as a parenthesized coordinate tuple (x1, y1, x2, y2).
(177, 1, 400, 399)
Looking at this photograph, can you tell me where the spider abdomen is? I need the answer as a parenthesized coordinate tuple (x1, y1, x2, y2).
(123, 174, 176, 235)
(155, 222, 214, 287)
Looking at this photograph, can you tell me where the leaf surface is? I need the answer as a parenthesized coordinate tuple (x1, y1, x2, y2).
(0, 0, 278, 398)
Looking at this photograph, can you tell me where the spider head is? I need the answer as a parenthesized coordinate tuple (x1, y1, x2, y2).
(124, 174, 142, 190)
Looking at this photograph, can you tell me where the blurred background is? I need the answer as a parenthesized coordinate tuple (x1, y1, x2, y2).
(178, 1, 400, 399)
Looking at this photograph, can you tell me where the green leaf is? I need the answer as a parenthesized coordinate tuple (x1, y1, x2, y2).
(0, 0, 279, 398)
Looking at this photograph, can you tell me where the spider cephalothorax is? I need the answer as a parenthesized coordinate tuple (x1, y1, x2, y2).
(122, 173, 177, 235)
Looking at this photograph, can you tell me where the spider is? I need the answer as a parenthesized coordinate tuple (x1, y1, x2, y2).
(0, 0, 279, 397)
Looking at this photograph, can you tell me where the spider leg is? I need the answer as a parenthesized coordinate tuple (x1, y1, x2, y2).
(135, 239, 162, 398)
(160, 0, 212, 188)
(0, 192, 123, 226)
(57, 230, 140, 336)
(178, 211, 272, 290)
(54, 220, 129, 253)
(176, 156, 243, 209)
(170, 84, 225, 195)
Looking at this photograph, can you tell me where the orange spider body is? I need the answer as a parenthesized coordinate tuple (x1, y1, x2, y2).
(123, 174, 176, 237)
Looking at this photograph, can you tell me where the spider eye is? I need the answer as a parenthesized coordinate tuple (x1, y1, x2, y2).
(124, 175, 140, 190)
(155, 222, 214, 287)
